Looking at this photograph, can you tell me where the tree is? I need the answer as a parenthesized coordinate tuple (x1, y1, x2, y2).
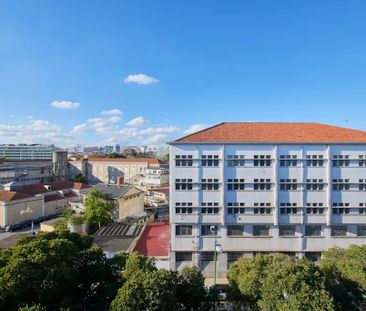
(227, 254, 334, 311)
(320, 245, 366, 311)
(73, 173, 86, 183)
(84, 190, 115, 229)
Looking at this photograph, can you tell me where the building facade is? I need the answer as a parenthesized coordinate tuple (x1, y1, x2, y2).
(169, 122, 366, 279)
(0, 144, 58, 160)
(144, 167, 169, 188)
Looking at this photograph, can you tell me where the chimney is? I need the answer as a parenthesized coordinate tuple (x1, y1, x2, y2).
(116, 176, 124, 186)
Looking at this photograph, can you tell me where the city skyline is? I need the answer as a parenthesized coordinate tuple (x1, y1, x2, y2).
(2, 1, 366, 147)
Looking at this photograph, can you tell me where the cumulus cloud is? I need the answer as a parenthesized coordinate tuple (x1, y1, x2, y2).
(71, 123, 87, 135)
(139, 126, 179, 136)
(123, 73, 159, 85)
(126, 116, 147, 127)
(101, 109, 123, 116)
(51, 100, 80, 110)
(183, 124, 209, 135)
(143, 134, 167, 145)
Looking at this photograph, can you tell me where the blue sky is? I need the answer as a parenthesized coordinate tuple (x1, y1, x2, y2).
(1, 0, 366, 147)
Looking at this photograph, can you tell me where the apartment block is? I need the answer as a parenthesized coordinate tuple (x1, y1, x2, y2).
(0, 144, 58, 160)
(169, 122, 366, 279)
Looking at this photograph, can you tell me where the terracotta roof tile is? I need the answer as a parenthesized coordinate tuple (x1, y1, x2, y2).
(87, 158, 163, 165)
(174, 122, 366, 143)
(0, 190, 32, 202)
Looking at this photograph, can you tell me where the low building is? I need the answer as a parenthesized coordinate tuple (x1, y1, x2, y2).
(0, 181, 91, 228)
(145, 186, 169, 207)
(92, 183, 145, 221)
(144, 167, 169, 188)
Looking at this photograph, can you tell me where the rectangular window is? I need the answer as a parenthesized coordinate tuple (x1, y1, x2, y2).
(357, 225, 366, 237)
(201, 178, 220, 191)
(227, 225, 244, 236)
(306, 203, 324, 214)
(201, 202, 220, 214)
(280, 179, 298, 191)
(254, 155, 271, 167)
(359, 179, 366, 191)
(332, 179, 350, 191)
(332, 203, 350, 214)
(176, 252, 192, 262)
(253, 179, 271, 190)
(331, 225, 347, 237)
(176, 225, 192, 236)
(200, 252, 215, 262)
(175, 179, 193, 190)
(227, 155, 245, 167)
(359, 155, 366, 167)
(201, 225, 218, 236)
(332, 155, 350, 167)
(306, 179, 325, 191)
(305, 252, 321, 262)
(279, 225, 296, 236)
(280, 203, 298, 214)
(175, 202, 193, 214)
(227, 202, 245, 215)
(227, 252, 244, 266)
(253, 225, 270, 236)
(227, 178, 245, 191)
(201, 155, 219, 167)
(175, 155, 193, 167)
(359, 203, 366, 214)
(306, 155, 324, 167)
(305, 225, 322, 237)
(254, 202, 272, 214)
(279, 155, 298, 167)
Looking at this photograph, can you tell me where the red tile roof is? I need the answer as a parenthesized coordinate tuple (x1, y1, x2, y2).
(0, 190, 32, 202)
(20, 184, 49, 195)
(150, 186, 169, 194)
(47, 181, 91, 191)
(174, 122, 366, 144)
(134, 220, 169, 257)
(87, 158, 163, 165)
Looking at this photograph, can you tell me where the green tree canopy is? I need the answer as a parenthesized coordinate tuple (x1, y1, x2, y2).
(84, 190, 115, 228)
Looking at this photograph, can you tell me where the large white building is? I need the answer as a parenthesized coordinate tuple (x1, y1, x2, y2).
(0, 144, 58, 160)
(169, 122, 366, 279)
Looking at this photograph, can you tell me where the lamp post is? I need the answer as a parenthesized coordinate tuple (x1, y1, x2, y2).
(210, 225, 222, 310)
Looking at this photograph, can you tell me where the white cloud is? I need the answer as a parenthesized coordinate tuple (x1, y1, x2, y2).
(143, 134, 167, 145)
(87, 116, 122, 134)
(140, 126, 179, 136)
(101, 109, 123, 116)
(126, 116, 147, 127)
(183, 124, 209, 135)
(51, 100, 80, 110)
(71, 123, 87, 135)
(123, 73, 159, 85)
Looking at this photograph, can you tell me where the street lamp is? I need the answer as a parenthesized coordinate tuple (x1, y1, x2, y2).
(210, 225, 222, 290)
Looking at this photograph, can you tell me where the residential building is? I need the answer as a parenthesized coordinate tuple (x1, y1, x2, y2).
(169, 122, 366, 279)
(144, 167, 169, 187)
(0, 144, 58, 160)
(0, 181, 91, 228)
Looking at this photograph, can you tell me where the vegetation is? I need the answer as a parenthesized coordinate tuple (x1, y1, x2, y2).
(84, 189, 115, 229)
(72, 173, 86, 183)
(1, 231, 366, 311)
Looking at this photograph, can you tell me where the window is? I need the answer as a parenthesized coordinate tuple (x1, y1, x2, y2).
(254, 202, 272, 214)
(332, 179, 350, 191)
(306, 179, 325, 191)
(359, 155, 366, 167)
(357, 225, 366, 237)
(227, 252, 244, 266)
(254, 155, 271, 167)
(227, 225, 244, 236)
(201, 202, 220, 214)
(175, 155, 193, 167)
(306, 155, 324, 167)
(305, 225, 322, 237)
(253, 225, 270, 236)
(279, 225, 296, 236)
(332, 203, 350, 214)
(175, 202, 193, 214)
(202, 155, 219, 167)
(200, 252, 215, 262)
(228, 155, 245, 167)
(306, 203, 324, 214)
(359, 203, 366, 214)
(280, 203, 298, 214)
(280, 179, 298, 191)
(176, 225, 192, 236)
(175, 179, 193, 190)
(176, 252, 192, 262)
(331, 225, 347, 237)
(253, 179, 271, 190)
(227, 178, 245, 191)
(227, 202, 245, 215)
(201, 225, 218, 236)
(305, 252, 321, 262)
(201, 178, 220, 190)
(332, 155, 350, 167)
(280, 155, 298, 167)
(359, 179, 366, 191)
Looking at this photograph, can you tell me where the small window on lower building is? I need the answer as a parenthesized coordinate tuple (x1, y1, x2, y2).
(279, 225, 296, 236)
(200, 252, 215, 262)
(227, 225, 244, 236)
(201, 225, 219, 236)
(176, 252, 193, 262)
(176, 225, 192, 236)
(227, 252, 244, 266)
(305, 225, 322, 237)
(331, 225, 348, 237)
(253, 225, 270, 236)
(357, 225, 366, 236)
(305, 252, 321, 262)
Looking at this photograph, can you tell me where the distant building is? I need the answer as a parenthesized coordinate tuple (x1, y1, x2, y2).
(0, 181, 91, 228)
(144, 167, 169, 187)
(0, 151, 69, 185)
(0, 144, 58, 160)
(113, 144, 121, 154)
(105, 146, 113, 153)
